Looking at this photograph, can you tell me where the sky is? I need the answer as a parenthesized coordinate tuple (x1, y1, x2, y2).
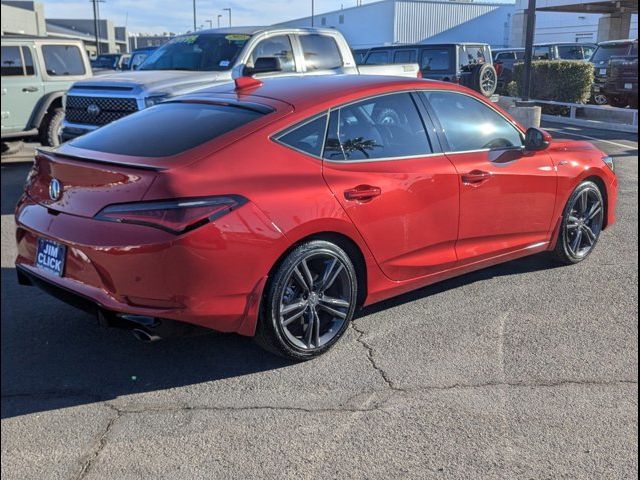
(38, 0, 515, 35)
(38, 0, 381, 35)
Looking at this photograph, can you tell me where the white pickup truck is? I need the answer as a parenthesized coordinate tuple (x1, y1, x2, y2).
(61, 27, 420, 141)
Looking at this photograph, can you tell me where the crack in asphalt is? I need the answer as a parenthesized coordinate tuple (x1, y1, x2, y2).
(72, 407, 121, 480)
(350, 321, 402, 391)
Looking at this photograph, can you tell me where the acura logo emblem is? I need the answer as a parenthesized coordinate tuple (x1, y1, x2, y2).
(49, 178, 62, 201)
(86, 103, 101, 116)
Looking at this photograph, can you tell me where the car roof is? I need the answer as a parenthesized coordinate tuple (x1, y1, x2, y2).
(183, 74, 460, 113)
(1, 36, 85, 45)
(368, 42, 488, 50)
(184, 26, 340, 36)
(598, 38, 638, 46)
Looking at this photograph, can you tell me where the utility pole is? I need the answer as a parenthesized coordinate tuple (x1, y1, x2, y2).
(91, 0, 100, 55)
(217, 14, 222, 28)
(311, 0, 315, 27)
(223, 8, 232, 27)
(522, 0, 537, 101)
(193, 0, 197, 31)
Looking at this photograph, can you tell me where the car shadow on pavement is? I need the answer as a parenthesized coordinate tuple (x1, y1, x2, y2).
(1, 252, 563, 419)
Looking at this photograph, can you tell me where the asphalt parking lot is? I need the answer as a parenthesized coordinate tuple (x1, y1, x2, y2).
(1, 123, 637, 479)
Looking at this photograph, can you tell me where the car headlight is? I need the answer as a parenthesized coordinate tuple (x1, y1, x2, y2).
(144, 94, 170, 108)
(602, 155, 615, 173)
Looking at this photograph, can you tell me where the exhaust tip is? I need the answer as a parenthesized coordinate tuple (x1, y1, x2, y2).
(131, 328, 161, 343)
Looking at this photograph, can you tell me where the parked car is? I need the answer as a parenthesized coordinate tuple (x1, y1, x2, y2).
(603, 55, 638, 108)
(590, 39, 638, 105)
(61, 27, 420, 141)
(124, 47, 157, 70)
(361, 43, 498, 97)
(91, 53, 123, 70)
(1, 36, 92, 150)
(532, 42, 596, 61)
(15, 74, 617, 359)
(492, 48, 525, 92)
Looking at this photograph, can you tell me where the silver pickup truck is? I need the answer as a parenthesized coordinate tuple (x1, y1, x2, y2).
(62, 27, 420, 141)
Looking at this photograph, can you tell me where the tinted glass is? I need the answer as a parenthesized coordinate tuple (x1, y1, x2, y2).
(42, 45, 85, 75)
(22, 46, 35, 75)
(129, 52, 149, 69)
(495, 52, 515, 61)
(1, 46, 24, 76)
(421, 48, 450, 71)
(139, 33, 250, 71)
(70, 103, 265, 157)
(533, 46, 552, 60)
(277, 115, 327, 157)
(557, 45, 583, 60)
(300, 35, 343, 70)
(423, 91, 522, 152)
(461, 46, 486, 67)
(582, 45, 596, 59)
(515, 51, 525, 60)
(591, 44, 632, 63)
(249, 35, 295, 73)
(394, 50, 417, 63)
(365, 51, 390, 65)
(92, 54, 120, 69)
(324, 93, 432, 161)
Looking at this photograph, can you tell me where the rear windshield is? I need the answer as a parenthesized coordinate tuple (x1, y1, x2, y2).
(138, 33, 250, 71)
(70, 102, 266, 157)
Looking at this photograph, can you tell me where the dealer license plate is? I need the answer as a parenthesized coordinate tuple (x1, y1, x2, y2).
(35, 238, 66, 277)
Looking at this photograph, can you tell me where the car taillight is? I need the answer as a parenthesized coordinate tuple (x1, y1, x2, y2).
(95, 196, 247, 234)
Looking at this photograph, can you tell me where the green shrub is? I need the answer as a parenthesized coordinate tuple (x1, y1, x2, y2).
(510, 60, 594, 104)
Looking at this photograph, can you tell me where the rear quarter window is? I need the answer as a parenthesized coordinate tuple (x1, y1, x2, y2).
(69, 103, 267, 157)
(275, 114, 328, 157)
(299, 35, 343, 70)
(365, 51, 390, 65)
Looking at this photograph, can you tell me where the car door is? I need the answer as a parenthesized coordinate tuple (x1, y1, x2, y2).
(420, 90, 557, 263)
(1, 45, 41, 133)
(321, 92, 460, 281)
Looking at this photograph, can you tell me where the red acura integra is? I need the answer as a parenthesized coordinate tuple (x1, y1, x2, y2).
(15, 75, 617, 359)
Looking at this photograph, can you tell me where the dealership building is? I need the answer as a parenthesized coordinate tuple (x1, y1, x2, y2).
(275, 0, 638, 49)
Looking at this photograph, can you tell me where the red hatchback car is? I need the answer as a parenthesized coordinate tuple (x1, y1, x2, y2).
(15, 75, 617, 359)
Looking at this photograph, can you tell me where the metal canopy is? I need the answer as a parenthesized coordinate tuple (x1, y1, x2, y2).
(536, 0, 638, 14)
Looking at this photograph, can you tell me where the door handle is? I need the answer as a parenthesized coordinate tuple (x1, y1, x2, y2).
(22, 86, 39, 93)
(344, 185, 381, 202)
(461, 170, 492, 185)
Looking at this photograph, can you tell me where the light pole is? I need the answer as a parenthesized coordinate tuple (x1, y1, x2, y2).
(223, 8, 232, 27)
(522, 0, 537, 101)
(217, 14, 222, 28)
(205, 19, 212, 29)
(193, 0, 197, 32)
(311, 0, 314, 27)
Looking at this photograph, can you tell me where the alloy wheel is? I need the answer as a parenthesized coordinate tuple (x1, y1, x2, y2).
(564, 187, 604, 258)
(481, 69, 496, 94)
(278, 252, 353, 351)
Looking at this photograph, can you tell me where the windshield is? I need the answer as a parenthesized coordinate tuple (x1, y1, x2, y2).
(138, 33, 251, 71)
(591, 44, 632, 64)
(92, 55, 119, 68)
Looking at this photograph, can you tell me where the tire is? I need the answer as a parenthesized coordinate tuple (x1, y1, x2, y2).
(39, 108, 64, 147)
(552, 181, 605, 265)
(471, 63, 497, 97)
(608, 96, 629, 108)
(255, 240, 358, 360)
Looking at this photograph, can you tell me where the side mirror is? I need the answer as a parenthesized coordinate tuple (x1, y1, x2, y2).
(524, 127, 552, 151)
(243, 56, 282, 76)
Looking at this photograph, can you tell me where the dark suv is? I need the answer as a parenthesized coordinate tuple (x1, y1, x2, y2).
(590, 39, 638, 106)
(362, 43, 497, 97)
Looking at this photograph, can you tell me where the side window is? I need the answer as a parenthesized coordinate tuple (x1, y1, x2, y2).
(582, 45, 596, 59)
(423, 91, 523, 152)
(1, 46, 24, 76)
(496, 52, 515, 61)
(421, 48, 451, 71)
(364, 50, 390, 65)
(558, 45, 583, 60)
(533, 46, 551, 60)
(515, 51, 525, 60)
(42, 45, 85, 75)
(461, 46, 486, 67)
(299, 35, 343, 71)
(248, 35, 295, 72)
(323, 93, 432, 161)
(22, 47, 35, 75)
(394, 50, 416, 64)
(275, 114, 328, 157)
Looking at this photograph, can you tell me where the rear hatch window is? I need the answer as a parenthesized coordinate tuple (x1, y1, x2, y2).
(70, 102, 269, 157)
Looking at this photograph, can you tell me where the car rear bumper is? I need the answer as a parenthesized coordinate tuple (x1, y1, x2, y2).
(14, 196, 284, 336)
